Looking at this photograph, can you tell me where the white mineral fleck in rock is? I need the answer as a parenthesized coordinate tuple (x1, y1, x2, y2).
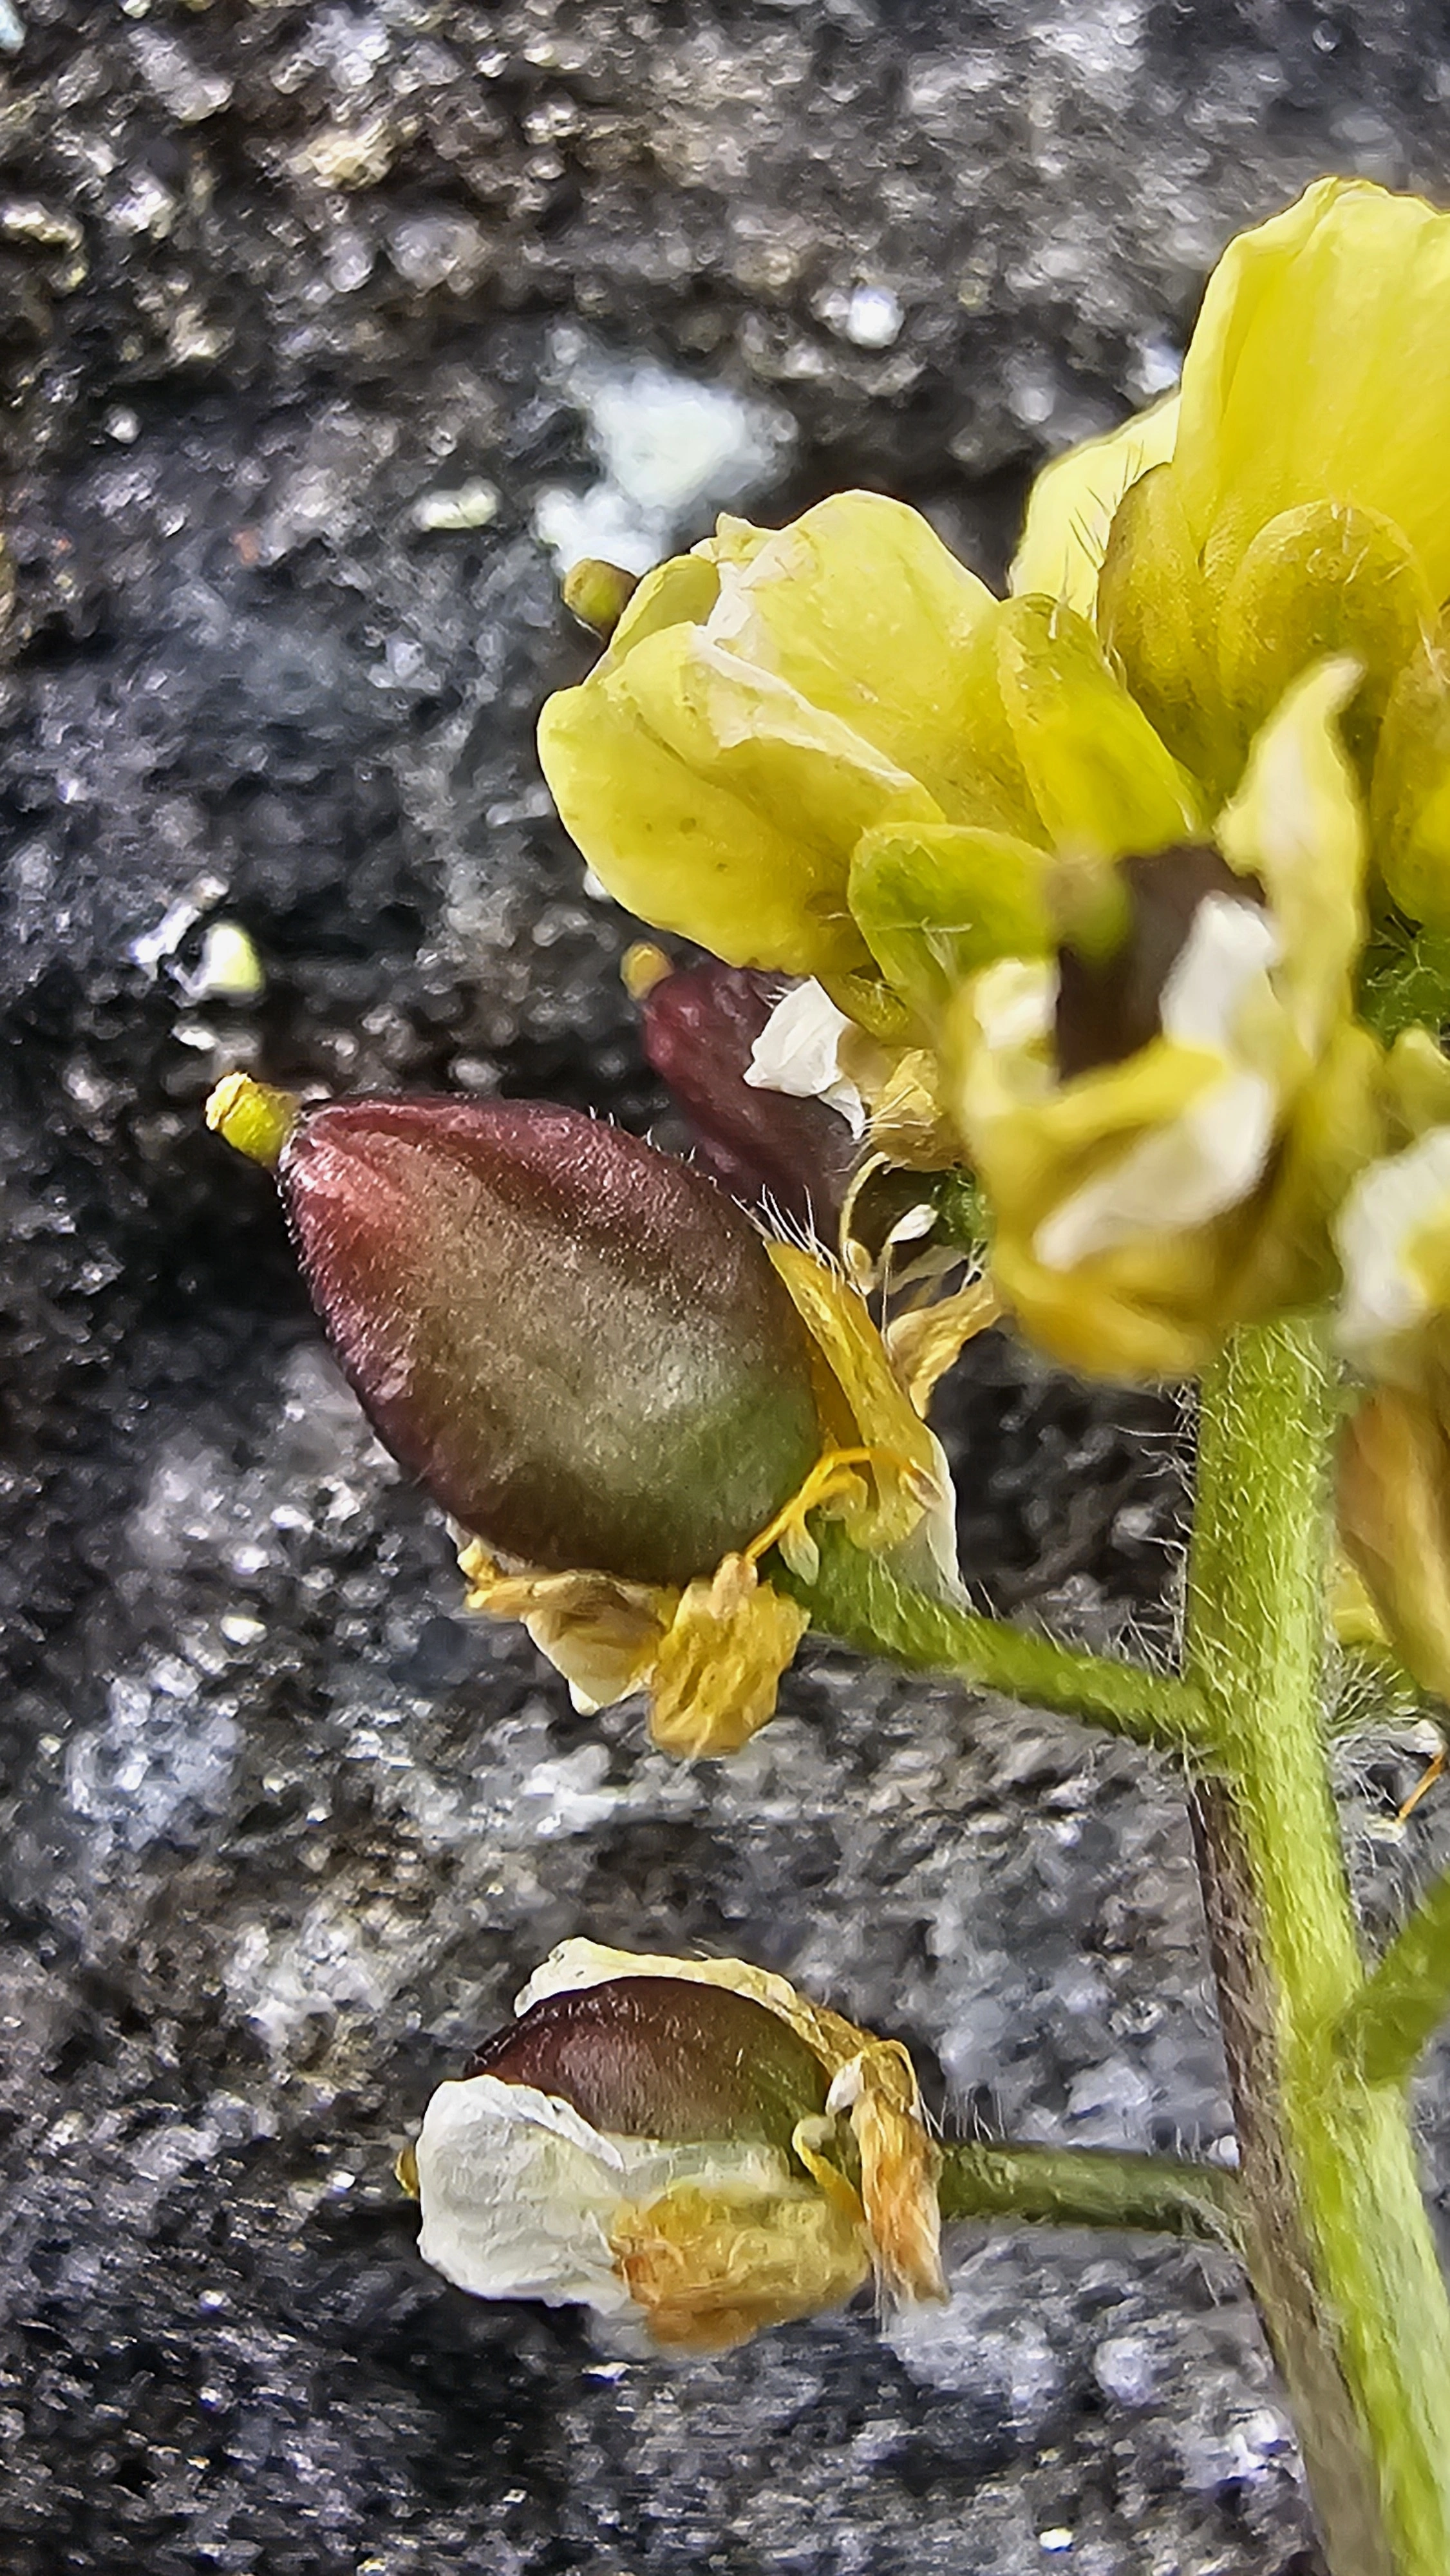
(534, 329, 795, 573)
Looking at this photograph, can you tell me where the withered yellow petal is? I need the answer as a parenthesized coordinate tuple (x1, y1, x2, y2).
(765, 1240, 939, 1549)
(610, 2179, 870, 2351)
(648, 1557, 809, 1758)
(457, 1543, 670, 1713)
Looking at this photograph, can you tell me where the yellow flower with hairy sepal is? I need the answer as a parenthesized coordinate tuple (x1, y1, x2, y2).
(539, 492, 998, 989)
(946, 660, 1381, 1379)
(1024, 180, 1450, 900)
(460, 1240, 977, 1757)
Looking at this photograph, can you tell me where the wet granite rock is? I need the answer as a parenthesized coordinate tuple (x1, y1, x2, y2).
(4, 3, 1450, 2571)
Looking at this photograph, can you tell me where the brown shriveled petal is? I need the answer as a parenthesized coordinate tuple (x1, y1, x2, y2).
(272, 1096, 824, 1590)
(610, 2182, 871, 2351)
(1054, 846, 1267, 1082)
(465, 1975, 832, 2154)
(640, 960, 859, 1233)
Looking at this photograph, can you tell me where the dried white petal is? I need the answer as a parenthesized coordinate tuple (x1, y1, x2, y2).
(745, 980, 867, 1135)
(413, 2071, 792, 2316)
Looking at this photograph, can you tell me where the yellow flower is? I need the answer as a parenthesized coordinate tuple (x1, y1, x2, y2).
(1021, 180, 1450, 909)
(536, 183, 1450, 1381)
(946, 662, 1380, 1378)
(404, 1938, 945, 2351)
(1330, 1041, 1450, 1701)
(538, 495, 1199, 1022)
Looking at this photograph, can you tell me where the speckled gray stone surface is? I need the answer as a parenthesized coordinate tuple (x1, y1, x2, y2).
(5, 5, 1450, 2570)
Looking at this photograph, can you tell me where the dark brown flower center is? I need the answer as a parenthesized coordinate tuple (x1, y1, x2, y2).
(1055, 845, 1267, 1082)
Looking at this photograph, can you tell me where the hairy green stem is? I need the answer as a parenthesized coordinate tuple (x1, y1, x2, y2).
(1339, 1866, 1450, 2088)
(1187, 1316, 1450, 2576)
(783, 1526, 1209, 1751)
(938, 2138, 1239, 2245)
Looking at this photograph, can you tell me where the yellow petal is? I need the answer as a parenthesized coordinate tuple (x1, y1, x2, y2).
(540, 626, 934, 980)
(1230, 1018, 1383, 1325)
(1095, 461, 1238, 803)
(1216, 656, 1366, 1058)
(1372, 630, 1450, 930)
(704, 489, 999, 810)
(848, 820, 1050, 1018)
(594, 548, 723, 674)
(1216, 500, 1436, 759)
(1009, 392, 1180, 616)
(648, 1556, 810, 1758)
(610, 2179, 871, 2351)
(1382, 1027, 1450, 1145)
(993, 596, 1203, 858)
(1339, 1386, 1450, 1705)
(457, 1542, 670, 1712)
(1176, 178, 1450, 598)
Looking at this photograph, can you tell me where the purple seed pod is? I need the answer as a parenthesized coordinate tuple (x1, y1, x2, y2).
(466, 1975, 831, 2152)
(210, 1081, 824, 1590)
(641, 962, 858, 1234)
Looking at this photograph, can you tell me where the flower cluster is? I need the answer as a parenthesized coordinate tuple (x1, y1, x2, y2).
(207, 179, 1450, 2354)
(538, 178, 1450, 1387)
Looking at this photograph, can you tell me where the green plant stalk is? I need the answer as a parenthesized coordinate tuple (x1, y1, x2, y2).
(1186, 1316, 1450, 2576)
(938, 2137, 1239, 2244)
(781, 1528, 1209, 1751)
(1339, 1863, 1450, 2088)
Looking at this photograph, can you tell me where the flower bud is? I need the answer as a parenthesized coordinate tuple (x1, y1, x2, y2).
(465, 1975, 831, 2147)
(406, 1940, 943, 2351)
(208, 1081, 822, 1589)
(639, 958, 860, 1230)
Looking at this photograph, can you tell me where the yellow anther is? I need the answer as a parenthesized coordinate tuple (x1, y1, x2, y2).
(791, 2117, 867, 2228)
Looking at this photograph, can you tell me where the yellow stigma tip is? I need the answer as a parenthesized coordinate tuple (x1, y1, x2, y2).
(621, 940, 673, 1001)
(205, 1072, 301, 1171)
(561, 556, 641, 638)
